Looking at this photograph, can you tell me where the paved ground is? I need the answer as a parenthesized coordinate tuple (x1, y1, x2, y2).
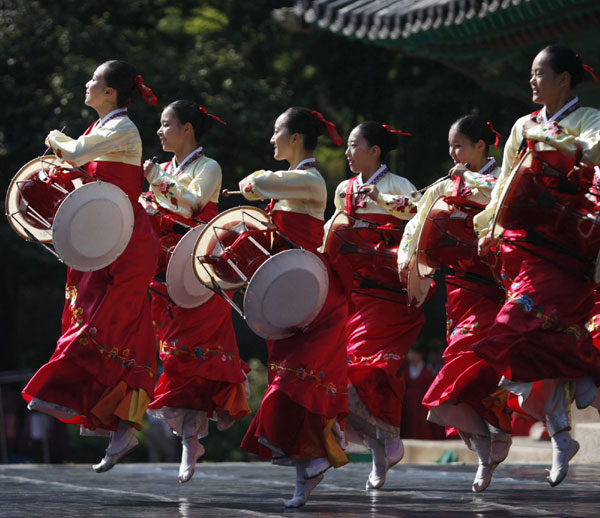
(0, 462, 599, 517)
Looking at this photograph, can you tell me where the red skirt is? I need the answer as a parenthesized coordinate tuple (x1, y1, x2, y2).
(423, 279, 509, 431)
(241, 256, 348, 457)
(22, 204, 159, 431)
(473, 234, 600, 383)
(346, 290, 424, 428)
(147, 282, 249, 420)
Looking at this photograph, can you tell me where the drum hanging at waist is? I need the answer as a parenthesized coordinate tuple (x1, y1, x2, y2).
(491, 149, 600, 282)
(6, 155, 134, 271)
(193, 206, 329, 339)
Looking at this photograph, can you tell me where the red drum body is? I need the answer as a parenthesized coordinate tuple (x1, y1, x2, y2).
(207, 222, 273, 286)
(193, 207, 329, 339)
(6, 156, 134, 272)
(193, 206, 274, 291)
(323, 211, 405, 289)
(6, 156, 80, 243)
(492, 150, 600, 281)
(416, 198, 477, 275)
(415, 196, 499, 284)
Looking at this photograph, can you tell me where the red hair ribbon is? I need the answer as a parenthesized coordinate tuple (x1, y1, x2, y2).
(382, 124, 412, 136)
(134, 75, 158, 106)
(576, 54, 600, 81)
(199, 106, 227, 125)
(311, 110, 342, 146)
(486, 121, 501, 149)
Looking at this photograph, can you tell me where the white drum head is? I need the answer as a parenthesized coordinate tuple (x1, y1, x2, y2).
(407, 268, 431, 308)
(193, 206, 272, 291)
(52, 181, 134, 271)
(5, 155, 74, 243)
(323, 211, 351, 254)
(166, 225, 214, 308)
(414, 196, 450, 280)
(244, 249, 329, 340)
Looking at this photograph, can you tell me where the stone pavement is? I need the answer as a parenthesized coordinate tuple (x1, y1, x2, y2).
(1, 462, 599, 517)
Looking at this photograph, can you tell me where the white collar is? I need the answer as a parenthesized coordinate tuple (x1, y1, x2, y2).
(358, 163, 388, 186)
(169, 146, 204, 176)
(97, 108, 128, 129)
(539, 96, 579, 123)
(292, 157, 316, 170)
(477, 158, 497, 176)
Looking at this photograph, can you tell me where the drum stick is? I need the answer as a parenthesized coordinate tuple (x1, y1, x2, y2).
(222, 189, 243, 197)
(42, 126, 66, 157)
(339, 188, 370, 198)
(410, 175, 450, 197)
(410, 163, 470, 197)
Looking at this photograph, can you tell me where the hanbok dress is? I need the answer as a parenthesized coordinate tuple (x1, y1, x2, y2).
(472, 98, 600, 435)
(239, 158, 349, 469)
(144, 148, 250, 438)
(23, 109, 159, 433)
(329, 165, 422, 448)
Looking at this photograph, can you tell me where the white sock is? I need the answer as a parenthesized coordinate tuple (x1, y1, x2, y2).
(106, 421, 135, 455)
(470, 434, 491, 466)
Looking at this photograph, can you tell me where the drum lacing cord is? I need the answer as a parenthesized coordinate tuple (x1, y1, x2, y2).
(352, 289, 410, 305)
(196, 260, 245, 318)
(431, 270, 506, 304)
(529, 156, 595, 197)
(39, 156, 96, 184)
(503, 231, 594, 281)
(147, 284, 176, 309)
(334, 229, 400, 258)
(353, 275, 409, 305)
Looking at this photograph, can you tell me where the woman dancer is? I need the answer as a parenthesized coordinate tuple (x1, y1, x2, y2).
(143, 101, 250, 483)
(239, 107, 349, 508)
(22, 60, 159, 472)
(399, 114, 511, 492)
(327, 121, 421, 489)
(474, 45, 600, 486)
